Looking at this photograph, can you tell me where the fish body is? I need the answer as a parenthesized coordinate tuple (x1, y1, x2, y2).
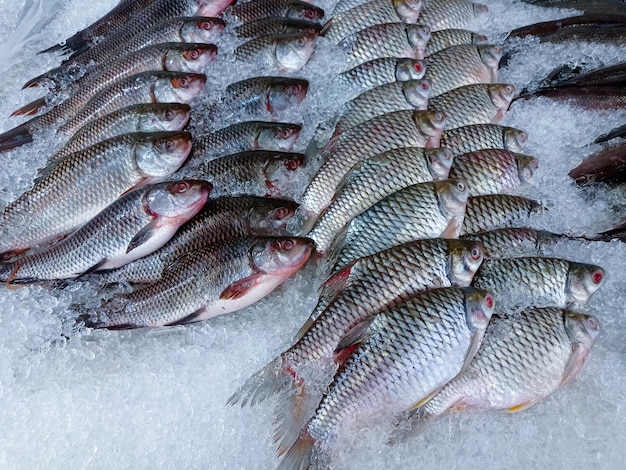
(569, 141, 626, 185)
(517, 86, 626, 111)
(235, 18, 323, 38)
(229, 0, 325, 24)
(460, 194, 542, 235)
(462, 227, 567, 258)
(441, 124, 528, 157)
(426, 29, 489, 56)
(222, 76, 309, 116)
(235, 32, 318, 71)
(418, 0, 489, 31)
(336, 58, 426, 91)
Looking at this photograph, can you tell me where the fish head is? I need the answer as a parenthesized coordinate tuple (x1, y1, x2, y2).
(478, 45, 502, 73)
(413, 110, 446, 148)
(275, 33, 317, 71)
(138, 103, 191, 132)
(447, 239, 484, 286)
(143, 180, 212, 222)
(250, 237, 314, 275)
(267, 79, 309, 114)
(262, 153, 307, 197)
(425, 148, 453, 180)
(164, 44, 217, 74)
(182, 17, 226, 43)
(516, 155, 539, 185)
(196, 0, 235, 17)
(472, 33, 490, 44)
(488, 84, 515, 119)
(156, 72, 206, 104)
(503, 127, 528, 153)
(247, 199, 299, 234)
(256, 123, 302, 151)
(566, 262, 605, 306)
(406, 24, 430, 58)
(463, 287, 495, 332)
(286, 3, 325, 21)
(394, 0, 423, 23)
(435, 179, 469, 237)
(565, 313, 600, 351)
(402, 79, 430, 109)
(396, 58, 425, 81)
(135, 131, 193, 177)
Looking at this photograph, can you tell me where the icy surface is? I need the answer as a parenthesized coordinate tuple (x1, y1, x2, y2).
(0, 0, 625, 468)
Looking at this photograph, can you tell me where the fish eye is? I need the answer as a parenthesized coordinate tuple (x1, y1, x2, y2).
(279, 128, 294, 139)
(274, 207, 289, 219)
(165, 109, 175, 120)
(420, 81, 429, 90)
(413, 62, 422, 72)
(200, 21, 213, 30)
(592, 270, 603, 284)
(434, 111, 444, 121)
(304, 9, 317, 19)
(485, 294, 494, 309)
(587, 317, 599, 330)
(470, 247, 482, 260)
(456, 181, 466, 192)
(285, 158, 301, 171)
(174, 77, 189, 88)
(505, 85, 514, 94)
(164, 139, 176, 151)
(187, 49, 200, 60)
(281, 239, 296, 250)
(175, 182, 189, 193)
(296, 37, 307, 46)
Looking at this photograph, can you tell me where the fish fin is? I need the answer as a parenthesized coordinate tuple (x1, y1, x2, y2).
(595, 123, 626, 143)
(277, 428, 316, 470)
(226, 356, 294, 407)
(333, 342, 359, 365)
(54, 258, 109, 290)
(273, 381, 310, 455)
(0, 123, 34, 153)
(294, 317, 315, 341)
(329, 159, 364, 203)
(320, 18, 333, 37)
(11, 97, 48, 117)
(335, 316, 376, 352)
(126, 220, 158, 254)
(318, 262, 353, 302)
(440, 216, 462, 239)
(22, 70, 55, 89)
(325, 222, 350, 262)
(165, 308, 207, 326)
(39, 32, 88, 56)
(388, 407, 435, 446)
(460, 330, 486, 374)
(411, 387, 443, 410)
(560, 343, 590, 387)
(506, 399, 540, 413)
(5, 259, 27, 289)
(219, 273, 262, 300)
(120, 180, 149, 197)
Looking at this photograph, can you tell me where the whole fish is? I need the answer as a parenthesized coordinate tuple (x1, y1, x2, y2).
(472, 257, 605, 308)
(51, 103, 192, 163)
(337, 23, 431, 65)
(0, 132, 192, 257)
(276, 287, 494, 469)
(234, 32, 318, 72)
(0, 180, 211, 284)
(336, 57, 426, 90)
(228, 0, 325, 24)
(506, 15, 626, 44)
(235, 18, 323, 38)
(569, 141, 626, 185)
(441, 124, 528, 157)
(424, 44, 501, 96)
(222, 76, 309, 116)
(300, 110, 446, 220)
(449, 149, 538, 196)
(25, 17, 225, 89)
(428, 83, 515, 129)
(418, 0, 489, 31)
(83, 236, 314, 328)
(462, 227, 567, 258)
(189, 121, 302, 163)
(426, 29, 489, 56)
(323, 0, 423, 43)
(176, 150, 307, 199)
(227, 238, 485, 408)
(334, 79, 431, 134)
(0, 72, 206, 152)
(309, 147, 453, 253)
(460, 194, 542, 235)
(100, 196, 300, 285)
(328, 179, 469, 270)
(419, 308, 599, 420)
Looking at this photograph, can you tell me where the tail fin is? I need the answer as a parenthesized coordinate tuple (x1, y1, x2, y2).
(276, 429, 316, 470)
(0, 123, 34, 153)
(11, 98, 48, 117)
(273, 383, 312, 455)
(387, 407, 433, 445)
(226, 356, 293, 407)
(39, 32, 89, 56)
(22, 68, 60, 89)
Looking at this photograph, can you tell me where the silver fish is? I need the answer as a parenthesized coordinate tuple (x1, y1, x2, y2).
(222, 76, 309, 116)
(235, 18, 323, 39)
(229, 0, 325, 24)
(426, 28, 489, 56)
(462, 227, 566, 258)
(418, 0, 489, 31)
(460, 194, 543, 235)
(441, 124, 528, 157)
(336, 57, 426, 91)
(234, 32, 318, 72)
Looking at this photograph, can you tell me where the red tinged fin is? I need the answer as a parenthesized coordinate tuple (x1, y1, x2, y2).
(11, 98, 47, 117)
(333, 342, 359, 365)
(219, 273, 262, 300)
(277, 429, 316, 470)
(0, 123, 34, 153)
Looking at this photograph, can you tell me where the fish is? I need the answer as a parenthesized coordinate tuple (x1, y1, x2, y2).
(428, 83, 515, 129)
(460, 194, 543, 236)
(98, 196, 300, 285)
(418, 0, 489, 31)
(334, 79, 431, 134)
(471, 257, 605, 308)
(83, 236, 314, 329)
(25, 17, 225, 89)
(514, 86, 626, 111)
(328, 179, 469, 271)
(595, 123, 626, 144)
(448, 149, 538, 196)
(189, 121, 302, 163)
(336, 57, 426, 91)
(322, 0, 423, 44)
(441, 124, 528, 157)
(234, 32, 318, 72)
(424, 44, 502, 96)
(300, 110, 446, 220)
(235, 18, 323, 39)
(276, 287, 494, 469)
(222, 76, 309, 116)
(418, 308, 599, 422)
(228, 0, 325, 24)
(226, 238, 485, 408)
(176, 150, 307, 199)
(308, 147, 453, 253)
(569, 141, 626, 185)
(0, 180, 211, 284)
(426, 29, 489, 56)
(517, 0, 626, 17)
(0, 131, 192, 257)
(50, 103, 192, 164)
(462, 227, 568, 258)
(337, 23, 431, 66)
(506, 15, 626, 44)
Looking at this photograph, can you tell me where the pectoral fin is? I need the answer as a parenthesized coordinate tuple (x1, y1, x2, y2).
(219, 273, 263, 300)
(127, 220, 158, 254)
(335, 316, 376, 351)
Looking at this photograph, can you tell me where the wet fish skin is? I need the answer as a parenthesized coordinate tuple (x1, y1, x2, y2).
(441, 124, 528, 157)
(569, 141, 626, 185)
(460, 194, 542, 236)
(449, 149, 538, 196)
(424, 44, 502, 96)
(235, 18, 323, 39)
(235, 32, 318, 72)
(0, 131, 192, 256)
(336, 57, 426, 90)
(426, 29, 489, 56)
(229, 0, 325, 24)
(99, 196, 300, 285)
(176, 150, 307, 199)
(309, 147, 453, 253)
(222, 76, 309, 116)
(418, 0, 489, 31)
(462, 227, 566, 258)
(0, 180, 211, 283)
(516, 86, 626, 111)
(471, 257, 605, 308)
(85, 236, 314, 329)
(506, 15, 626, 43)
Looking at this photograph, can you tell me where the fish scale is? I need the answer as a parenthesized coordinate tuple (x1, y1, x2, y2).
(222, 77, 309, 116)
(418, 0, 489, 31)
(460, 194, 542, 235)
(336, 57, 426, 90)
(426, 29, 489, 56)
(228, 0, 324, 23)
(235, 18, 322, 38)
(234, 32, 318, 71)
(462, 227, 564, 258)
(441, 124, 528, 157)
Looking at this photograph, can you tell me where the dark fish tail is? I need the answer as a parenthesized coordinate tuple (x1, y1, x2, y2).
(0, 123, 34, 153)
(11, 98, 47, 117)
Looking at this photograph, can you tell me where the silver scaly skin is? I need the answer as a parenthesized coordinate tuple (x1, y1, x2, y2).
(471, 257, 605, 309)
(424, 44, 502, 96)
(460, 194, 542, 235)
(441, 124, 528, 157)
(0, 181, 211, 283)
(234, 32, 318, 72)
(462, 227, 566, 258)
(426, 29, 489, 56)
(428, 83, 515, 129)
(328, 179, 469, 271)
(228, 0, 325, 24)
(309, 147, 453, 253)
(222, 77, 309, 116)
(337, 23, 431, 66)
(418, 0, 489, 31)
(336, 58, 426, 91)
(276, 287, 495, 470)
(235, 18, 322, 39)
(449, 149, 538, 196)
(0, 132, 192, 256)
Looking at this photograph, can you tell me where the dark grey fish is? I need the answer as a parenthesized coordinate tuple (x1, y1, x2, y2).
(426, 29, 489, 56)
(235, 18, 323, 38)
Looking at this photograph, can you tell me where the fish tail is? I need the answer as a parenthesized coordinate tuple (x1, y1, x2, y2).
(276, 428, 316, 470)
(273, 381, 312, 455)
(39, 32, 88, 56)
(0, 122, 34, 152)
(11, 98, 48, 117)
(226, 356, 293, 407)
(22, 69, 59, 89)
(387, 407, 435, 446)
